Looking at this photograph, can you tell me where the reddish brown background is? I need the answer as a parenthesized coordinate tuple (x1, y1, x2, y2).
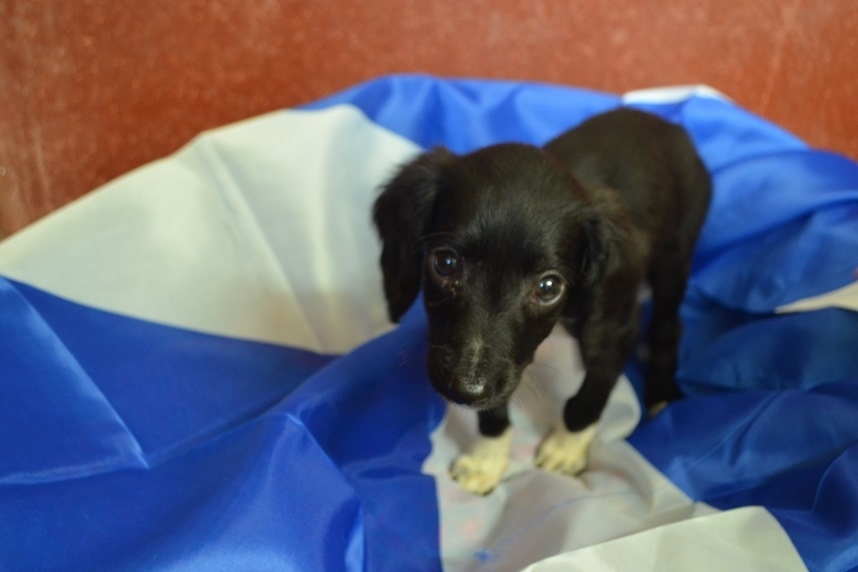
(2, 0, 857, 237)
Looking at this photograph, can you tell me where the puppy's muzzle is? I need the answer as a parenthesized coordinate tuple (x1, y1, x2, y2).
(446, 374, 492, 407)
(428, 339, 495, 407)
(427, 350, 514, 410)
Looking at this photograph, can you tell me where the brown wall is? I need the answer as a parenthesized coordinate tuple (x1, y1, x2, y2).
(2, 0, 856, 236)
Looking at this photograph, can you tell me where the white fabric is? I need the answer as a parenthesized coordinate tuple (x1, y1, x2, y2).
(776, 280, 858, 313)
(0, 106, 419, 354)
(522, 506, 806, 571)
(622, 85, 730, 104)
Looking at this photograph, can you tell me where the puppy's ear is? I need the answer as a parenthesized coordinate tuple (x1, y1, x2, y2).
(373, 148, 455, 322)
(562, 205, 614, 329)
(576, 209, 612, 289)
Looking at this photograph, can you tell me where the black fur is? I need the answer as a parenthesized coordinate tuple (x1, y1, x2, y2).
(373, 108, 711, 440)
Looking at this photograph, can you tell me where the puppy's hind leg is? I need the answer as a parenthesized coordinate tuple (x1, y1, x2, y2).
(644, 248, 691, 412)
(449, 405, 512, 495)
(646, 159, 709, 413)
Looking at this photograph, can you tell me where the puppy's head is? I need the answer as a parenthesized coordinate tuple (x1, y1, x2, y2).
(374, 144, 610, 410)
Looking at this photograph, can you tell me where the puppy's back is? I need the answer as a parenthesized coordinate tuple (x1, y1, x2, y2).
(543, 108, 710, 240)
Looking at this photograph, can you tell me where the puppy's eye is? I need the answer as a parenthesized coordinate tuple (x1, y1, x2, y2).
(533, 273, 566, 304)
(430, 248, 461, 279)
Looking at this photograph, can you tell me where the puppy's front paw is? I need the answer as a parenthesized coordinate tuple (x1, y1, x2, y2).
(449, 430, 512, 495)
(535, 424, 597, 476)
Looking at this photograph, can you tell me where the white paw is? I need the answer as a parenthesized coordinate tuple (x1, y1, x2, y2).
(535, 424, 597, 476)
(449, 429, 512, 495)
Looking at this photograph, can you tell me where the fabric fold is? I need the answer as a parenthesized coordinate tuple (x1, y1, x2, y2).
(0, 277, 147, 485)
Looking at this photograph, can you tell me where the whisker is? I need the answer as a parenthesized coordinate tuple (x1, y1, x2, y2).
(512, 370, 545, 408)
(397, 354, 422, 367)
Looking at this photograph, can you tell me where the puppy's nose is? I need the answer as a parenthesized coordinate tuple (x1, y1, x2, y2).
(448, 376, 490, 406)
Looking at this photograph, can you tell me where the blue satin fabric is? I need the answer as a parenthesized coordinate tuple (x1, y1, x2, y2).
(1, 277, 444, 570)
(302, 74, 621, 152)
(630, 379, 858, 571)
(1, 278, 334, 484)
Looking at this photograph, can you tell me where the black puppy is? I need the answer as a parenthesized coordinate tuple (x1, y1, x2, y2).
(373, 108, 711, 494)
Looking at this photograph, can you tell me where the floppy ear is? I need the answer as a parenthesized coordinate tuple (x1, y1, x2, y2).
(373, 148, 456, 322)
(562, 203, 614, 328)
(576, 208, 612, 290)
